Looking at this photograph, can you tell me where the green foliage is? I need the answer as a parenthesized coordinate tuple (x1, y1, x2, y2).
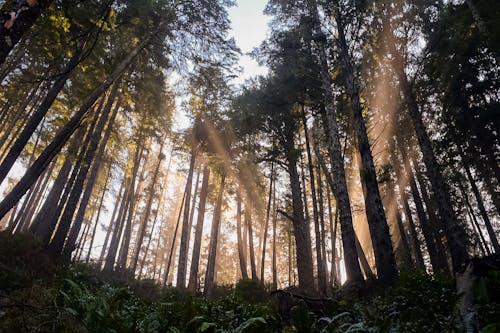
(0, 236, 495, 332)
(235, 279, 268, 304)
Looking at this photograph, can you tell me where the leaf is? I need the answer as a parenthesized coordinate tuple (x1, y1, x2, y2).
(200, 322, 216, 333)
(234, 317, 267, 333)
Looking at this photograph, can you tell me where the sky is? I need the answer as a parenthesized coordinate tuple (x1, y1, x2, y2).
(227, 0, 270, 85)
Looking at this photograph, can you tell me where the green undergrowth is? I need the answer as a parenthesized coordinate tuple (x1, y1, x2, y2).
(0, 232, 499, 332)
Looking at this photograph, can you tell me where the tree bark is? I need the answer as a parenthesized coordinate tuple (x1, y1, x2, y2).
(130, 146, 164, 275)
(460, 152, 499, 252)
(86, 163, 112, 263)
(68, 94, 121, 258)
(187, 164, 210, 291)
(0, 47, 83, 186)
(236, 187, 248, 280)
(334, 5, 397, 285)
(386, 20, 469, 272)
(260, 162, 274, 282)
(103, 140, 144, 272)
(246, 203, 258, 280)
(303, 116, 327, 292)
(0, 30, 155, 221)
(99, 174, 125, 263)
(29, 125, 87, 243)
(176, 144, 197, 288)
(204, 172, 226, 296)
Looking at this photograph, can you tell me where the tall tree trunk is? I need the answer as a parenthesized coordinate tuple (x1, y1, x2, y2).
(401, 192, 426, 271)
(316, 162, 329, 290)
(0, 47, 83, 186)
(66, 93, 121, 257)
(326, 187, 339, 285)
(387, 23, 469, 272)
(236, 187, 248, 280)
(57, 85, 121, 258)
(260, 163, 274, 282)
(48, 92, 113, 257)
(99, 174, 125, 263)
(130, 145, 164, 275)
(164, 189, 186, 286)
(176, 144, 197, 288)
(285, 142, 315, 293)
(271, 173, 278, 289)
(460, 153, 499, 252)
(306, 0, 363, 285)
(103, 140, 144, 272)
(188, 165, 210, 291)
(204, 173, 226, 296)
(0, 31, 155, 221)
(303, 115, 326, 292)
(116, 151, 148, 274)
(246, 203, 258, 280)
(29, 125, 88, 243)
(333, 5, 397, 285)
(457, 178, 492, 256)
(86, 163, 111, 263)
(138, 188, 164, 280)
(313, 131, 363, 284)
(413, 164, 449, 273)
(395, 209, 413, 268)
(407, 163, 443, 273)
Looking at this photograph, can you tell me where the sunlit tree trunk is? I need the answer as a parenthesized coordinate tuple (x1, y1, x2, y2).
(138, 188, 164, 279)
(285, 140, 315, 293)
(395, 209, 413, 268)
(187, 164, 210, 291)
(316, 163, 328, 290)
(304, 0, 363, 286)
(116, 150, 148, 274)
(164, 189, 186, 286)
(407, 163, 442, 273)
(177, 144, 197, 288)
(302, 115, 326, 292)
(313, 131, 363, 284)
(99, 175, 126, 264)
(66, 93, 121, 257)
(333, 5, 397, 285)
(131, 146, 164, 275)
(205, 172, 226, 296)
(260, 162, 274, 282)
(86, 163, 112, 263)
(104, 140, 144, 272)
(236, 187, 248, 280)
(246, 203, 258, 280)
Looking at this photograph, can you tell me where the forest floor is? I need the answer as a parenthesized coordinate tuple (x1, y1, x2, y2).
(0, 232, 499, 333)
